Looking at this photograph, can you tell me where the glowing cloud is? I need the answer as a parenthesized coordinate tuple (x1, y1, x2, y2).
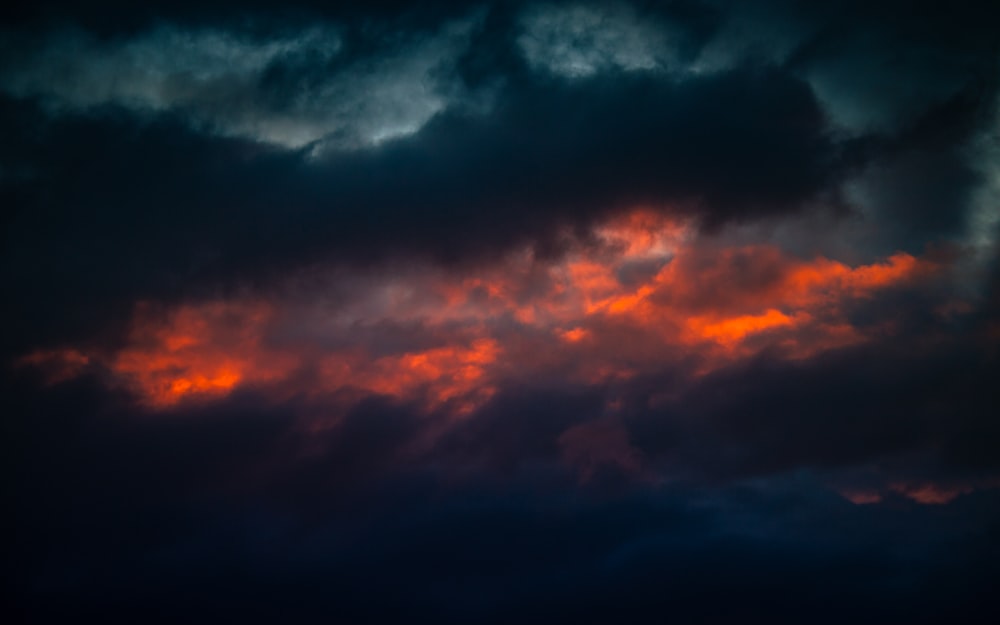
(20, 210, 937, 413)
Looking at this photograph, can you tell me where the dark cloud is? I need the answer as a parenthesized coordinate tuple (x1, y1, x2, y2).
(5, 359, 1000, 624)
(633, 329, 1000, 481)
(4, 1, 1000, 623)
(0, 64, 838, 354)
(0, 1, 995, 291)
(2, 0, 997, 358)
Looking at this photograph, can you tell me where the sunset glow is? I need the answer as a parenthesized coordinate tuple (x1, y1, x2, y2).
(24, 211, 936, 411)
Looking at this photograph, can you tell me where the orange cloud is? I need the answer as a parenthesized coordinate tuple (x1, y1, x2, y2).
(839, 490, 884, 505)
(686, 309, 799, 346)
(108, 301, 298, 407)
(17, 348, 91, 384)
(890, 482, 975, 505)
(320, 339, 500, 415)
(837, 478, 999, 506)
(559, 327, 590, 343)
(19, 209, 939, 413)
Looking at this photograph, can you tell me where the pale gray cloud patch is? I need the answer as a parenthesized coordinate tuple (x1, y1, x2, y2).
(517, 3, 680, 78)
(0, 16, 482, 150)
(964, 93, 1000, 268)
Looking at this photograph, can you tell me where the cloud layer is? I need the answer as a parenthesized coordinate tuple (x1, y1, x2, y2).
(3, 1, 1000, 623)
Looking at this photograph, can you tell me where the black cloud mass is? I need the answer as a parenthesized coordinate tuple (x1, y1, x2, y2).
(3, 1, 1000, 623)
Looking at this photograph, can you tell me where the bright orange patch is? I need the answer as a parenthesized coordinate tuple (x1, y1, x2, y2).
(687, 309, 797, 345)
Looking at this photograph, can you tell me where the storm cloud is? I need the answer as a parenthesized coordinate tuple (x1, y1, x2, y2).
(3, 1, 1000, 623)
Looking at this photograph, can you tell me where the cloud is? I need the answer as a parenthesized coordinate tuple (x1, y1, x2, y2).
(0, 16, 481, 149)
(4, 0, 995, 363)
(18, 210, 942, 414)
(517, 3, 679, 78)
(0, 61, 842, 358)
(964, 94, 1000, 271)
(6, 361, 1000, 623)
(4, 2, 1000, 622)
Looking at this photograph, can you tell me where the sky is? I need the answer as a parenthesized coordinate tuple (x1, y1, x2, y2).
(2, 1, 999, 622)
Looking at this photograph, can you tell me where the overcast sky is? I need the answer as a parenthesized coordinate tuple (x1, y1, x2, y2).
(3, 1, 1000, 623)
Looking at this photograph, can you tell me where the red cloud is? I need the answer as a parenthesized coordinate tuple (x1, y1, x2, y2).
(20, 210, 937, 412)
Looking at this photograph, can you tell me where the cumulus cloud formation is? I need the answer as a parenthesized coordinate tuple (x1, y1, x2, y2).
(3, 1, 1000, 623)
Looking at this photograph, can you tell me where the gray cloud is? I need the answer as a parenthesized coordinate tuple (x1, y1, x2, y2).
(800, 30, 972, 137)
(517, 3, 681, 78)
(966, 98, 1000, 262)
(0, 15, 483, 149)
